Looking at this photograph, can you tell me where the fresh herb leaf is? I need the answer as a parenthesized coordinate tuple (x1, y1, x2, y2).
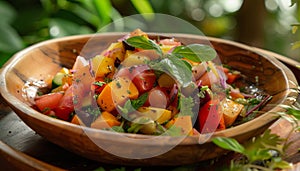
(245, 95, 272, 116)
(93, 81, 106, 87)
(280, 104, 300, 120)
(131, 93, 148, 109)
(181, 59, 192, 71)
(150, 56, 192, 87)
(213, 129, 291, 170)
(127, 121, 145, 133)
(118, 100, 131, 115)
(118, 93, 148, 116)
(243, 129, 285, 162)
(248, 98, 261, 105)
(212, 137, 245, 154)
(111, 125, 125, 133)
(198, 85, 209, 98)
(172, 44, 217, 62)
(125, 36, 162, 55)
(104, 77, 112, 83)
(178, 96, 195, 116)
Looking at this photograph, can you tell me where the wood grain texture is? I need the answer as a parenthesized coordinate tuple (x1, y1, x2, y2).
(0, 140, 64, 171)
(0, 33, 298, 166)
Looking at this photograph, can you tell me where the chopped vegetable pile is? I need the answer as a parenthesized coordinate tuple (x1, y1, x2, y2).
(31, 29, 271, 136)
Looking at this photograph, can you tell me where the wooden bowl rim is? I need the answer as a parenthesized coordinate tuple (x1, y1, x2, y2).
(0, 32, 298, 146)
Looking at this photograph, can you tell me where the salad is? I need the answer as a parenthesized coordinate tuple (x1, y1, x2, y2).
(31, 29, 271, 136)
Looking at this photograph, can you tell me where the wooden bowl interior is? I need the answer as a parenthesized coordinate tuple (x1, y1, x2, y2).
(1, 33, 298, 165)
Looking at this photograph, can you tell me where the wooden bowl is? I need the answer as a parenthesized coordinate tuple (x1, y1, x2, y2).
(0, 33, 298, 166)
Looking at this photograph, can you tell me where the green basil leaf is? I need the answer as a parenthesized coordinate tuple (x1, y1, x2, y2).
(125, 36, 162, 55)
(181, 59, 192, 71)
(172, 44, 217, 62)
(131, 93, 148, 110)
(212, 137, 245, 154)
(150, 56, 192, 87)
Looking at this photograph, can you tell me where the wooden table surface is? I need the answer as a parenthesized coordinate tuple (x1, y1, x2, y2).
(0, 50, 300, 171)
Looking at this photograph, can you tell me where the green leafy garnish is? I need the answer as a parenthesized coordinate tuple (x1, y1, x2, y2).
(172, 44, 217, 62)
(197, 85, 209, 98)
(118, 93, 148, 115)
(149, 56, 193, 87)
(212, 137, 245, 154)
(243, 129, 285, 161)
(125, 36, 162, 55)
(111, 121, 125, 133)
(212, 129, 291, 170)
(93, 81, 106, 87)
(127, 117, 150, 133)
(280, 104, 300, 120)
(131, 93, 148, 109)
(178, 96, 195, 116)
(125, 36, 217, 88)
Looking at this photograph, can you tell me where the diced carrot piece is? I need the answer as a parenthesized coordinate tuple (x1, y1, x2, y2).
(97, 85, 114, 112)
(221, 66, 230, 74)
(217, 114, 226, 131)
(165, 118, 176, 129)
(71, 114, 84, 125)
(91, 111, 121, 129)
(221, 98, 244, 127)
(230, 90, 245, 100)
(97, 77, 139, 112)
(168, 115, 193, 135)
(226, 73, 240, 84)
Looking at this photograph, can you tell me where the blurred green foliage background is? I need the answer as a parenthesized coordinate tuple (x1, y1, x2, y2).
(0, 0, 299, 67)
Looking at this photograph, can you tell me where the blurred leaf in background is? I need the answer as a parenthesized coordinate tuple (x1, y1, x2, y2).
(0, 1, 24, 66)
(1, 0, 299, 67)
(0, 0, 154, 67)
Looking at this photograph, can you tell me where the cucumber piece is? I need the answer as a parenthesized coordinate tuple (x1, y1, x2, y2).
(52, 72, 65, 88)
